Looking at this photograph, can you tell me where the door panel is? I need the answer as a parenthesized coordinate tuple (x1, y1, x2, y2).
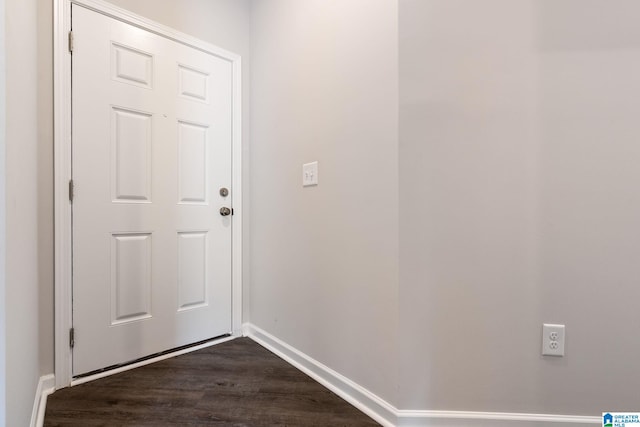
(72, 5, 233, 376)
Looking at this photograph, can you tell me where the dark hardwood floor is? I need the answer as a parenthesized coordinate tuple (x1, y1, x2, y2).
(44, 338, 380, 426)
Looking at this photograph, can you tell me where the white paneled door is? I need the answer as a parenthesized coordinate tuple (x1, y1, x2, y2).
(72, 5, 233, 376)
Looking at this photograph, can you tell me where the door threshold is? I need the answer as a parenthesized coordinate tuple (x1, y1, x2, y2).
(71, 333, 234, 387)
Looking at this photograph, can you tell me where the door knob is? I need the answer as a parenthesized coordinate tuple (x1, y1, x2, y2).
(220, 207, 232, 216)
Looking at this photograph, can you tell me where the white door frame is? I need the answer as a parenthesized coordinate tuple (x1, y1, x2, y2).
(53, 0, 243, 389)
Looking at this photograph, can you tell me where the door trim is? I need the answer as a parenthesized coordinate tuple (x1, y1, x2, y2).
(54, 0, 243, 389)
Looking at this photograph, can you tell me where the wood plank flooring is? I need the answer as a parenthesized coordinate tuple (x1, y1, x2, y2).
(44, 337, 380, 426)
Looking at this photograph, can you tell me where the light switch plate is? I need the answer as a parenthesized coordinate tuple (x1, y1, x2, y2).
(302, 161, 318, 187)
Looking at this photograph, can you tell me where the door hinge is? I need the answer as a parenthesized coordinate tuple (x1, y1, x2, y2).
(68, 31, 74, 53)
(69, 179, 74, 202)
(69, 328, 75, 348)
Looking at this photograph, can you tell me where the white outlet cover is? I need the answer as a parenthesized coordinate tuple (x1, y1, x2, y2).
(542, 323, 565, 357)
(302, 161, 318, 187)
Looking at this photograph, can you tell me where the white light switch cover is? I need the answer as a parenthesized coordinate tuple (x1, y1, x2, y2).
(302, 161, 318, 187)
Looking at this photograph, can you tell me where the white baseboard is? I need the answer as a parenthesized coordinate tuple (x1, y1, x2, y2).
(396, 411, 600, 426)
(243, 323, 397, 426)
(242, 323, 600, 427)
(31, 374, 55, 427)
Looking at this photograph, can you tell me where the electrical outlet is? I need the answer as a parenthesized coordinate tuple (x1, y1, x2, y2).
(542, 324, 565, 357)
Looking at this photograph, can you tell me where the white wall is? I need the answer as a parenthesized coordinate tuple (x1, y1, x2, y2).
(38, 0, 54, 377)
(399, 0, 640, 414)
(5, 0, 41, 425)
(250, 0, 399, 404)
(0, 0, 6, 421)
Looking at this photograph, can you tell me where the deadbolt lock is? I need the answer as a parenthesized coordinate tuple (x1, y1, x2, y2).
(219, 187, 229, 197)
